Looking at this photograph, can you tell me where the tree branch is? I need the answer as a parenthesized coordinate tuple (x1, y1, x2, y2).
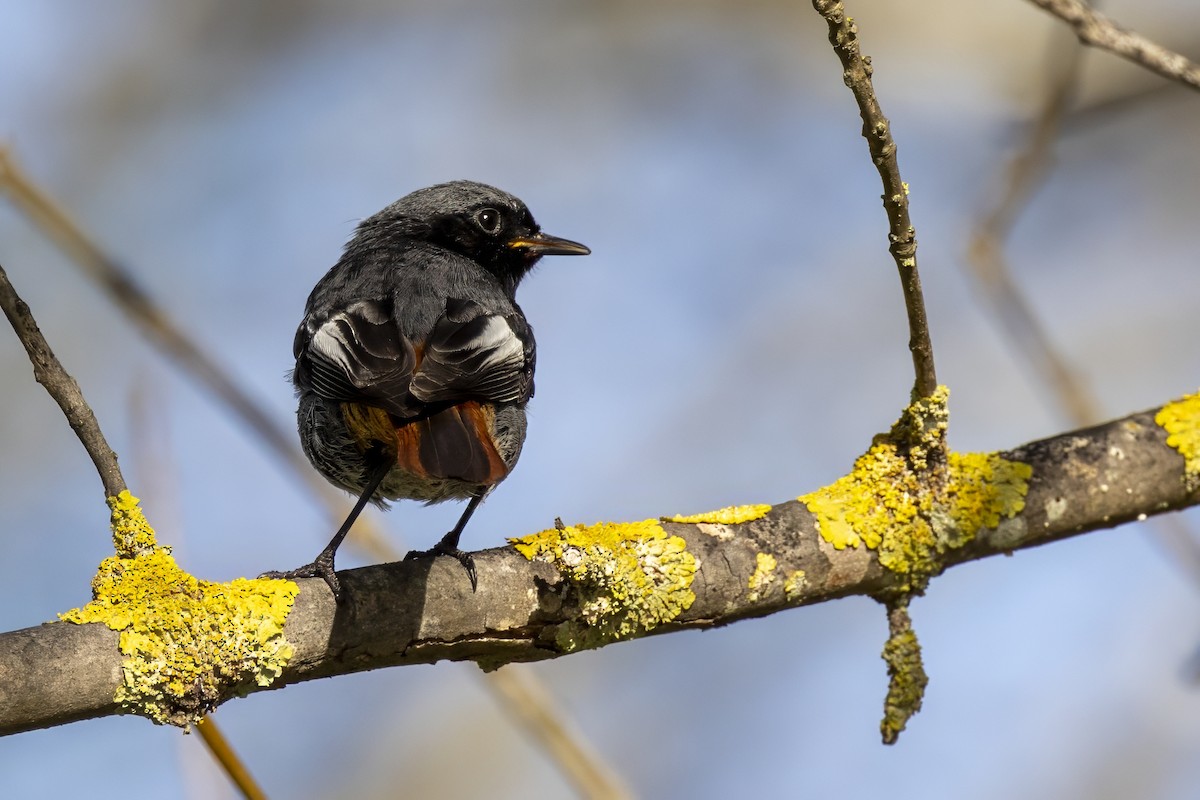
(0, 263, 126, 499)
(3, 397, 1196, 735)
(811, 1, 937, 399)
(1026, 0, 1200, 91)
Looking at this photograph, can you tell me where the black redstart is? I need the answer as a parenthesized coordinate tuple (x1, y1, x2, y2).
(267, 180, 589, 598)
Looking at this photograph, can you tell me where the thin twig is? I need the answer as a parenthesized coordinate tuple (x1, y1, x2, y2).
(1026, 0, 1200, 92)
(0, 263, 126, 498)
(811, 1, 937, 399)
(0, 148, 627, 793)
(194, 718, 268, 800)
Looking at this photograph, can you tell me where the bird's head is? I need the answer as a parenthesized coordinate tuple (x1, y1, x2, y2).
(366, 180, 589, 291)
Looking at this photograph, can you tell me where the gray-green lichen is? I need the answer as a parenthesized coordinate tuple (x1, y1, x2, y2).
(510, 519, 697, 652)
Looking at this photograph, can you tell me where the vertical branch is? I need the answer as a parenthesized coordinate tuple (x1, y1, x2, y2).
(880, 597, 927, 744)
(811, 1, 937, 400)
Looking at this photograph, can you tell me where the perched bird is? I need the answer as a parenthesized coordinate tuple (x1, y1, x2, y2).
(268, 180, 589, 598)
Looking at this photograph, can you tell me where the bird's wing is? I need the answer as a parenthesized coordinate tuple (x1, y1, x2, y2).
(296, 296, 533, 419)
(296, 298, 420, 415)
(409, 298, 535, 407)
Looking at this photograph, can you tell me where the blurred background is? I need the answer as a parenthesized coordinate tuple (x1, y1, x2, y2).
(3, 1, 1200, 797)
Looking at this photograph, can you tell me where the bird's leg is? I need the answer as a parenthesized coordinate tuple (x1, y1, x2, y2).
(262, 449, 392, 601)
(404, 493, 485, 591)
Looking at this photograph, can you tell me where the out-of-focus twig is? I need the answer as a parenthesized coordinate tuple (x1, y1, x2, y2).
(0, 262, 127, 499)
(0, 146, 391, 558)
(1026, 0, 1200, 92)
(1, 260, 262, 796)
(487, 666, 633, 800)
(811, 0, 937, 401)
(194, 717, 268, 800)
(967, 20, 1101, 426)
(0, 147, 627, 795)
(130, 380, 265, 800)
(967, 10, 1200, 590)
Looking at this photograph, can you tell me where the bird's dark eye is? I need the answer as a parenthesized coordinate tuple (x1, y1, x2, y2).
(475, 208, 502, 234)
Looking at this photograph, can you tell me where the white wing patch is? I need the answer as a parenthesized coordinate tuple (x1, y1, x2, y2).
(310, 317, 356, 375)
(409, 312, 530, 404)
(466, 316, 524, 372)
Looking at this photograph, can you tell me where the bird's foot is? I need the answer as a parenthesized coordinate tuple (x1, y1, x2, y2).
(261, 549, 341, 601)
(404, 541, 477, 592)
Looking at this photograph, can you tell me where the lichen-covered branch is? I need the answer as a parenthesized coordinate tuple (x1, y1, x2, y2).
(810, 1, 937, 399)
(1025, 0, 1200, 92)
(4, 390, 1198, 737)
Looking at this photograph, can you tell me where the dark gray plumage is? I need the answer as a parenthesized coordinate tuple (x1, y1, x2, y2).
(267, 180, 589, 597)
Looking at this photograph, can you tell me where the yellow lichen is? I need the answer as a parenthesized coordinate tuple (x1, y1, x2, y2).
(1156, 390, 1200, 490)
(938, 451, 1033, 550)
(61, 494, 298, 727)
(667, 504, 772, 525)
(803, 442, 918, 553)
(784, 570, 808, 603)
(799, 387, 1031, 589)
(747, 552, 777, 602)
(108, 490, 159, 556)
(510, 520, 697, 652)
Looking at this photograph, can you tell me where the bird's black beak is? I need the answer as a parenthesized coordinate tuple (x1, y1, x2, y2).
(507, 232, 591, 257)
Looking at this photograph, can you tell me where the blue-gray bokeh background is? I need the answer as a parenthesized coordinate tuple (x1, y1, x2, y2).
(3, 2, 1200, 798)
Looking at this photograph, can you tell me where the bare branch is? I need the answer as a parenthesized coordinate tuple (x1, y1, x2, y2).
(811, 1, 937, 399)
(1026, 0, 1200, 91)
(0, 263, 126, 499)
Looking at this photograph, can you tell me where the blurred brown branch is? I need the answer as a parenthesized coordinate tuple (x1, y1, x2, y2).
(967, 21, 1100, 425)
(0, 147, 376, 542)
(967, 10, 1200, 589)
(194, 718, 267, 800)
(1026, 0, 1200, 91)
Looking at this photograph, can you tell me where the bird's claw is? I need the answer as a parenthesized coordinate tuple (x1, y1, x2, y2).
(261, 550, 342, 601)
(405, 543, 478, 591)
